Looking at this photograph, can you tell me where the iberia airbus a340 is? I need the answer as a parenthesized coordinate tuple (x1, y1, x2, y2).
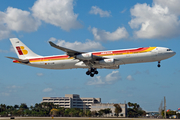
(7, 38, 176, 77)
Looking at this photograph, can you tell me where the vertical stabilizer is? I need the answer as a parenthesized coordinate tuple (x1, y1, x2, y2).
(10, 38, 41, 59)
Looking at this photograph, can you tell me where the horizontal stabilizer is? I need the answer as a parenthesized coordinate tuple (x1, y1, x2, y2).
(6, 56, 29, 63)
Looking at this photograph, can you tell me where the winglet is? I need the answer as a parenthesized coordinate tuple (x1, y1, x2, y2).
(49, 41, 56, 48)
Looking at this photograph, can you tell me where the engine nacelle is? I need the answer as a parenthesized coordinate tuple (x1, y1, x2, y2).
(99, 59, 114, 65)
(76, 53, 93, 60)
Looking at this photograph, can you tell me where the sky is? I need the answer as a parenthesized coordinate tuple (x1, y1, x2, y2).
(0, 0, 180, 111)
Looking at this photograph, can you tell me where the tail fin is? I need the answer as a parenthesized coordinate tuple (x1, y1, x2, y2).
(10, 38, 41, 59)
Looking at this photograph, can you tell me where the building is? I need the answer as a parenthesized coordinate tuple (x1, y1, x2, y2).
(42, 94, 101, 109)
(42, 94, 127, 117)
(91, 103, 127, 117)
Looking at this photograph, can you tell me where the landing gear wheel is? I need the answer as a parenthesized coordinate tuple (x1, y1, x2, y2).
(157, 61, 161, 68)
(94, 71, 98, 74)
(90, 73, 94, 77)
(86, 71, 90, 75)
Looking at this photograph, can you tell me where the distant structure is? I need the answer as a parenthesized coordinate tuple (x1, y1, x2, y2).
(42, 94, 101, 109)
(164, 96, 166, 118)
(158, 100, 163, 118)
(146, 111, 159, 118)
(91, 103, 127, 117)
(42, 94, 127, 117)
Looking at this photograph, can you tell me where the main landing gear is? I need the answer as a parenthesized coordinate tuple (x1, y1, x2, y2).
(157, 61, 161, 68)
(86, 68, 98, 77)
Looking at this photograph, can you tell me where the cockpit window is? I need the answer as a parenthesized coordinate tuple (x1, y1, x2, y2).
(167, 49, 172, 51)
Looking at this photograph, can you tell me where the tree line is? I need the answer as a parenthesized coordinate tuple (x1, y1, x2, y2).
(0, 102, 146, 117)
(0, 103, 122, 117)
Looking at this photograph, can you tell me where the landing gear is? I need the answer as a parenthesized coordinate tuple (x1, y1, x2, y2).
(157, 61, 161, 68)
(86, 68, 98, 77)
(86, 71, 90, 75)
(94, 71, 98, 74)
(90, 73, 94, 77)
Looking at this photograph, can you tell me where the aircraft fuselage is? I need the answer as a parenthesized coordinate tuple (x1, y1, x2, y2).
(13, 46, 175, 69)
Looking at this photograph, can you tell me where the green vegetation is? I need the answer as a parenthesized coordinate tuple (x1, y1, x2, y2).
(127, 102, 146, 117)
(161, 109, 176, 118)
(0, 102, 148, 118)
(113, 104, 122, 117)
(0, 103, 111, 117)
(0, 103, 55, 117)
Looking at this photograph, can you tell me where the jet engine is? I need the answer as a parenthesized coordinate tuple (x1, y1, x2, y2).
(99, 59, 114, 65)
(76, 53, 93, 60)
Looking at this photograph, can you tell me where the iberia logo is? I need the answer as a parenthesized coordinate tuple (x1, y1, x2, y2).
(16, 46, 28, 55)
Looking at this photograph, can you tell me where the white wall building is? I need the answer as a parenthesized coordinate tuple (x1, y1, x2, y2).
(91, 103, 127, 117)
(42, 94, 101, 109)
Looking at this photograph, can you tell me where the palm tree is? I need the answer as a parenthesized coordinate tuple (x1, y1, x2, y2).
(114, 104, 122, 117)
(128, 102, 133, 108)
(14, 105, 19, 110)
(0, 104, 6, 112)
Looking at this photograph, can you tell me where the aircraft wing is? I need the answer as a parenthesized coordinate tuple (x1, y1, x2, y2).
(49, 41, 105, 61)
(6, 56, 29, 63)
(49, 41, 84, 57)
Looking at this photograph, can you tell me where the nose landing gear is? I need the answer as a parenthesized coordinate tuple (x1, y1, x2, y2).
(86, 68, 98, 77)
(157, 61, 161, 68)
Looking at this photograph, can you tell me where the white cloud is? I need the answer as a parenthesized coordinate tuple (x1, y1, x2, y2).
(154, 0, 180, 15)
(105, 71, 121, 84)
(0, 0, 82, 40)
(49, 37, 57, 42)
(89, 6, 111, 17)
(87, 71, 121, 86)
(87, 76, 105, 85)
(43, 88, 52, 92)
(37, 73, 43, 76)
(126, 75, 134, 81)
(129, 1, 180, 39)
(32, 0, 82, 31)
(0, 11, 11, 40)
(49, 37, 104, 52)
(0, 7, 41, 40)
(0, 24, 11, 40)
(90, 27, 128, 41)
(5, 7, 41, 32)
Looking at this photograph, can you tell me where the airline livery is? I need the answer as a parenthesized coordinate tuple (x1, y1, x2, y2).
(7, 38, 176, 77)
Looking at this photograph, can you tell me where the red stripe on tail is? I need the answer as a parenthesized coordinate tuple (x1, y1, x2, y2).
(16, 46, 23, 55)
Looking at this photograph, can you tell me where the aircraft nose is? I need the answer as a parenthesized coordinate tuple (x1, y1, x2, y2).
(171, 51, 176, 56)
(173, 51, 176, 55)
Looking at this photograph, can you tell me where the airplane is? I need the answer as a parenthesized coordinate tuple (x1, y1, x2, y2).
(6, 38, 176, 77)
